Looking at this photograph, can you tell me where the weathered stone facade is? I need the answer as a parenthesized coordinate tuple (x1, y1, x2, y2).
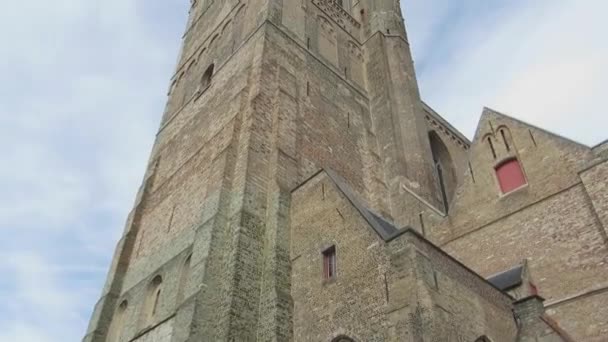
(84, 0, 607, 341)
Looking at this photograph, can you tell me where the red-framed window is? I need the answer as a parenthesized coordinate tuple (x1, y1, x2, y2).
(495, 158, 527, 194)
(323, 246, 337, 280)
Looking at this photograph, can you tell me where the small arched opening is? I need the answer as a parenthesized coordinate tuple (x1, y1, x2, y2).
(332, 335, 355, 342)
(107, 300, 128, 342)
(143, 275, 163, 326)
(176, 254, 192, 304)
(201, 64, 214, 91)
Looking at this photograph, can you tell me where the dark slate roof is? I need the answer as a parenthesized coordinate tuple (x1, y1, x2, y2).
(325, 169, 402, 241)
(487, 265, 524, 291)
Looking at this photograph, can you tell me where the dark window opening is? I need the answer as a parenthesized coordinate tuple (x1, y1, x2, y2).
(500, 129, 511, 151)
(436, 162, 449, 213)
(429, 131, 456, 213)
(488, 137, 497, 159)
(201, 64, 214, 90)
(496, 158, 527, 194)
(323, 246, 337, 280)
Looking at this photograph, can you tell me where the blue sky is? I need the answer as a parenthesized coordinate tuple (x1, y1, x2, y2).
(0, 1, 606, 341)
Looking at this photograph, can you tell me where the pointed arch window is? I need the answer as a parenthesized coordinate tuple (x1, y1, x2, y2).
(176, 254, 192, 304)
(107, 300, 128, 342)
(200, 64, 214, 91)
(429, 131, 456, 213)
(495, 158, 527, 194)
(143, 275, 163, 326)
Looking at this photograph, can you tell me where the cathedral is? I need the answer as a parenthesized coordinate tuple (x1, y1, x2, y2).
(84, 0, 608, 341)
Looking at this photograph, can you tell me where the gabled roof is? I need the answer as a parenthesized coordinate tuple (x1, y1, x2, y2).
(293, 169, 403, 242)
(324, 169, 402, 241)
(487, 265, 524, 291)
(475, 107, 591, 149)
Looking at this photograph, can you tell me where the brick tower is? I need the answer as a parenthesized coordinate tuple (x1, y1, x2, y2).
(86, 0, 604, 341)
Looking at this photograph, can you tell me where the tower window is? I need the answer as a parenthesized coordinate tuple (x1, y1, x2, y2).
(143, 275, 163, 325)
(495, 158, 527, 194)
(201, 64, 214, 90)
(323, 246, 337, 280)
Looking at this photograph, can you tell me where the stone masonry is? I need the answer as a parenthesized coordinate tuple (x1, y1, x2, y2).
(84, 0, 607, 341)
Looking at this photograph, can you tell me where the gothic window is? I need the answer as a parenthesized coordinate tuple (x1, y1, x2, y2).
(107, 300, 128, 342)
(500, 129, 510, 151)
(201, 64, 214, 91)
(487, 136, 497, 159)
(143, 275, 163, 326)
(495, 158, 527, 194)
(323, 246, 337, 280)
(429, 131, 456, 213)
(176, 254, 192, 304)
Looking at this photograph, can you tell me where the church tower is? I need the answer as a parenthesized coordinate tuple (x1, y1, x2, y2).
(84, 0, 448, 341)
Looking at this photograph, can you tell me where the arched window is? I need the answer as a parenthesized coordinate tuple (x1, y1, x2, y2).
(201, 64, 214, 90)
(495, 158, 527, 194)
(429, 131, 456, 212)
(332, 336, 355, 342)
(107, 300, 128, 342)
(475, 336, 492, 342)
(143, 275, 163, 325)
(176, 254, 192, 304)
(487, 136, 497, 159)
(498, 126, 514, 152)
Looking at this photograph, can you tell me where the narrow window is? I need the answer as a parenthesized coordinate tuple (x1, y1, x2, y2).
(529, 130, 537, 147)
(436, 162, 449, 213)
(108, 300, 128, 342)
(487, 137, 497, 159)
(323, 246, 337, 280)
(468, 162, 476, 183)
(500, 129, 511, 151)
(495, 158, 527, 194)
(176, 255, 192, 304)
(201, 64, 214, 90)
(152, 288, 161, 316)
(144, 275, 163, 325)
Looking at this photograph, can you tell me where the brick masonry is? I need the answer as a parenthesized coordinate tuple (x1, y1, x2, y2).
(84, 0, 607, 341)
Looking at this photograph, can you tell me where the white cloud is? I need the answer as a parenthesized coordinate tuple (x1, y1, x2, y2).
(0, 0, 188, 340)
(0, 0, 605, 341)
(405, 0, 608, 146)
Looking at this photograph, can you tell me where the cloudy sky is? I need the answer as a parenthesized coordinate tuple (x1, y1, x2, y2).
(0, 0, 605, 341)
